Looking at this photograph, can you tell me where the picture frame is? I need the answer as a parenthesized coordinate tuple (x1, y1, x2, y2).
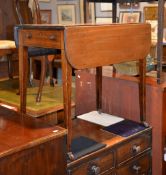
(119, 11, 141, 23)
(146, 20, 158, 40)
(57, 4, 76, 25)
(96, 17, 113, 24)
(40, 10, 52, 24)
(100, 3, 112, 12)
(144, 6, 158, 21)
(95, 3, 112, 18)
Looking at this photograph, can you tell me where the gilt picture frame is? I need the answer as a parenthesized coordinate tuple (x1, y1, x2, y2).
(119, 11, 141, 23)
(40, 10, 52, 24)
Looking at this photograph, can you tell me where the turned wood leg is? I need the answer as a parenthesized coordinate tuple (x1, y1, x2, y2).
(36, 56, 46, 103)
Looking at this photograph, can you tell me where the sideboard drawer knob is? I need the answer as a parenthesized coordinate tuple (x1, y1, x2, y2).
(26, 33, 32, 39)
(90, 165, 100, 175)
(49, 35, 56, 40)
(132, 165, 141, 174)
(132, 145, 141, 153)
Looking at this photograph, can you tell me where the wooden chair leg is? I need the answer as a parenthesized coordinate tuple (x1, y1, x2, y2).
(29, 58, 34, 86)
(7, 54, 13, 79)
(48, 58, 54, 87)
(36, 56, 46, 103)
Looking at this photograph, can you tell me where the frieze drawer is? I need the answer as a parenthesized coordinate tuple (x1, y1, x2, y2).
(116, 151, 151, 175)
(21, 29, 62, 49)
(116, 132, 151, 165)
(68, 150, 114, 175)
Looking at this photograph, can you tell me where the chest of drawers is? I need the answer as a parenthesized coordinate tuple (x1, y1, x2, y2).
(67, 120, 152, 175)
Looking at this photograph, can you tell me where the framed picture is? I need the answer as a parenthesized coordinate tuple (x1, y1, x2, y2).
(144, 6, 158, 21)
(100, 3, 112, 11)
(40, 10, 52, 24)
(146, 20, 158, 40)
(96, 17, 112, 24)
(95, 3, 112, 18)
(57, 5, 76, 25)
(119, 2, 139, 9)
(119, 11, 141, 23)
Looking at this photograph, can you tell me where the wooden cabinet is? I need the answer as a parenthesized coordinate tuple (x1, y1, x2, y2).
(0, 106, 67, 175)
(67, 120, 152, 175)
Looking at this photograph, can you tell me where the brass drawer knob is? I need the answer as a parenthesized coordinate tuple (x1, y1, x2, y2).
(49, 35, 56, 40)
(26, 33, 32, 39)
(90, 165, 100, 175)
(132, 145, 141, 154)
(132, 165, 141, 174)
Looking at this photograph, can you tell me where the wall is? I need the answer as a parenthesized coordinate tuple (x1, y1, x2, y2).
(39, 0, 158, 24)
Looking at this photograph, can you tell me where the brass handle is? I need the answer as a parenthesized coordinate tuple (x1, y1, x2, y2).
(49, 35, 56, 40)
(90, 165, 100, 175)
(26, 33, 32, 39)
(132, 145, 141, 154)
(132, 165, 141, 174)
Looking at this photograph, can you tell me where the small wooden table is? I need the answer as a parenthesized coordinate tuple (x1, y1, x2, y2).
(18, 25, 72, 128)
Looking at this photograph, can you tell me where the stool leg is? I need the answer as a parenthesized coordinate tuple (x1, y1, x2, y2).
(36, 56, 46, 103)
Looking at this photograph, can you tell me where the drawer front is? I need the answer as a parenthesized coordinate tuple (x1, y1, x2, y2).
(116, 152, 151, 175)
(116, 132, 151, 164)
(21, 29, 62, 49)
(68, 151, 114, 175)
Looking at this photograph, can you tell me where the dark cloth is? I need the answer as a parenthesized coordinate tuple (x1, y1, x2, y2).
(103, 119, 147, 137)
(70, 136, 106, 160)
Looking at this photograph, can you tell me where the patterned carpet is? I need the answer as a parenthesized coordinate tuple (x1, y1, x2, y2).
(0, 78, 75, 116)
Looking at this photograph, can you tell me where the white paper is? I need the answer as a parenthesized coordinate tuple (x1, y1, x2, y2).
(77, 111, 124, 127)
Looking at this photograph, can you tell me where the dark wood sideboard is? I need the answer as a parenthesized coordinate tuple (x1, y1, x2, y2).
(0, 106, 67, 175)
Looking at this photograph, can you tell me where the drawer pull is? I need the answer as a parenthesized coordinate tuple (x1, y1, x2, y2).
(49, 35, 56, 40)
(132, 145, 141, 154)
(132, 165, 141, 174)
(26, 33, 32, 39)
(90, 165, 100, 175)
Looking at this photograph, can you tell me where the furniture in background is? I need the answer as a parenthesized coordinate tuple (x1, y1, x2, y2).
(18, 23, 152, 175)
(0, 105, 67, 175)
(83, 0, 165, 84)
(0, 40, 16, 79)
(14, 0, 60, 102)
(0, 0, 19, 79)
